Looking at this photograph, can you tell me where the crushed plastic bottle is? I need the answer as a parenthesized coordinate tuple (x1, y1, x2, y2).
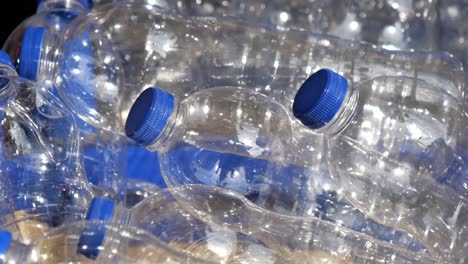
(41, 2, 461, 248)
(167, 185, 438, 263)
(3, 0, 89, 82)
(293, 68, 468, 262)
(0, 51, 93, 243)
(84, 186, 436, 263)
(1, 0, 123, 198)
(26, 3, 460, 133)
(50, 4, 463, 212)
(124, 86, 426, 251)
(6, 2, 462, 251)
(1, 0, 166, 200)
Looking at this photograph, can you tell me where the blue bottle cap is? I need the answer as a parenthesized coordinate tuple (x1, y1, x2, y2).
(125, 87, 175, 146)
(0, 51, 15, 70)
(293, 68, 348, 129)
(78, 197, 115, 259)
(19, 27, 46, 81)
(85, 197, 115, 221)
(37, 0, 91, 11)
(0, 230, 12, 257)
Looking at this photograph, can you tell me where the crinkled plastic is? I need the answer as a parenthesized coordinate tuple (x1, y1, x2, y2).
(54, 4, 463, 133)
(91, 0, 439, 51)
(127, 185, 436, 263)
(0, 76, 93, 243)
(48, 3, 462, 251)
(1, 222, 207, 263)
(294, 73, 468, 262)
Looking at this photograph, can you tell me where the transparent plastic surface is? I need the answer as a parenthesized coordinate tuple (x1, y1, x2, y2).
(52, 5, 463, 227)
(92, 0, 438, 51)
(298, 75, 467, 262)
(123, 176, 162, 208)
(16, 2, 462, 252)
(128, 86, 424, 251)
(3, 0, 86, 74)
(149, 87, 293, 162)
(128, 185, 436, 263)
(0, 76, 93, 243)
(0, 210, 85, 245)
(1, 0, 127, 198)
(53, 3, 463, 134)
(2, 222, 205, 263)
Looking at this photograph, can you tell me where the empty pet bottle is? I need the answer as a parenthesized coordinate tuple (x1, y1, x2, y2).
(1, 0, 124, 197)
(0, 51, 93, 243)
(1, 0, 165, 199)
(13, 3, 458, 134)
(49, 5, 464, 207)
(11, 4, 461, 200)
(125, 86, 294, 194)
(293, 68, 467, 262)
(84, 186, 436, 263)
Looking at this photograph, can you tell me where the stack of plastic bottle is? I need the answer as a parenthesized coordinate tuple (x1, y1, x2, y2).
(0, 0, 466, 263)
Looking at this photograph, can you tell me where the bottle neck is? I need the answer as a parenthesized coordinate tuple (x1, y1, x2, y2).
(0, 65, 17, 78)
(316, 85, 359, 137)
(146, 100, 186, 153)
(37, 0, 87, 14)
(0, 66, 18, 99)
(38, 33, 60, 83)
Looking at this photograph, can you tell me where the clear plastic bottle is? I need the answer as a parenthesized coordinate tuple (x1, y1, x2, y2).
(293, 68, 467, 262)
(76, 196, 288, 263)
(90, 0, 438, 51)
(0, 51, 93, 243)
(3, 0, 89, 81)
(85, 186, 436, 263)
(0, 222, 205, 263)
(125, 85, 427, 251)
(10, 3, 456, 134)
(49, 4, 463, 221)
(14, 3, 462, 182)
(169, 184, 439, 263)
(124, 86, 297, 188)
(5, 2, 462, 251)
(1, 0, 122, 198)
(1, 0, 166, 200)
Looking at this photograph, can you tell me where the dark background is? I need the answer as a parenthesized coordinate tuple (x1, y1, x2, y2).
(1, 2, 36, 46)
